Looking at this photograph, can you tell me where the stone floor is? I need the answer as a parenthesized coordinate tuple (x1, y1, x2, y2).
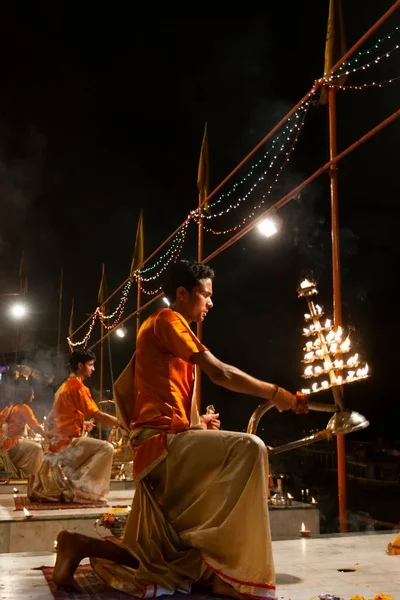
(0, 531, 399, 599)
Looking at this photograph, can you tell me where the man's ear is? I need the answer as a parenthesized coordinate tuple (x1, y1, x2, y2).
(176, 286, 188, 302)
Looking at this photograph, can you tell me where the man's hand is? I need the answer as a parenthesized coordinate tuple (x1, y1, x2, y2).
(83, 420, 95, 433)
(200, 413, 221, 430)
(271, 387, 296, 412)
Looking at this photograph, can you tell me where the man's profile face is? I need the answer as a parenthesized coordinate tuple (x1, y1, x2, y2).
(184, 278, 213, 323)
(78, 359, 95, 379)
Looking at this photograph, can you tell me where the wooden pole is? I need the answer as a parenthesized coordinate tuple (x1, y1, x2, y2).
(196, 195, 203, 410)
(328, 85, 347, 533)
(136, 282, 141, 339)
(99, 323, 104, 440)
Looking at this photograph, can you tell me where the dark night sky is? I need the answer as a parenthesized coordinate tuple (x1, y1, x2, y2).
(0, 2, 399, 440)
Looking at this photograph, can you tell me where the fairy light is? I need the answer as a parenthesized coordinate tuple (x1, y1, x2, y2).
(325, 41, 400, 83)
(328, 74, 400, 90)
(140, 220, 190, 274)
(298, 279, 369, 395)
(195, 100, 311, 236)
(336, 25, 399, 72)
(201, 102, 310, 220)
(206, 101, 311, 212)
(138, 220, 190, 283)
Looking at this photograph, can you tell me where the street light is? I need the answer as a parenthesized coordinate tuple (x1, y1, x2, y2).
(10, 302, 27, 319)
(115, 325, 128, 338)
(257, 218, 279, 238)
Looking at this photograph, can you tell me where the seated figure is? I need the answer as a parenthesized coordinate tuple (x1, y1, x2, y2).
(30, 349, 118, 504)
(0, 381, 44, 493)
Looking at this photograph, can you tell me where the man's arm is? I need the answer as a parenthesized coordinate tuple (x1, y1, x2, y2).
(92, 410, 119, 427)
(191, 350, 295, 411)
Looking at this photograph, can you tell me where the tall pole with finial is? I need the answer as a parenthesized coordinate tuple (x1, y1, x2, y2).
(196, 123, 209, 410)
(130, 210, 144, 340)
(320, 0, 348, 532)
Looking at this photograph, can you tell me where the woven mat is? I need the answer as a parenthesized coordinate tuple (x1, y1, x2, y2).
(40, 564, 214, 599)
(40, 564, 127, 599)
(14, 496, 108, 511)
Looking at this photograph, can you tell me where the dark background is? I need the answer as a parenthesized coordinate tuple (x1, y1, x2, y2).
(0, 1, 399, 452)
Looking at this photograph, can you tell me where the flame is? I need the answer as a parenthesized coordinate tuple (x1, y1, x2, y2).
(311, 497, 318, 504)
(301, 522, 306, 531)
(23, 507, 31, 517)
(340, 338, 351, 352)
(287, 493, 294, 499)
(324, 319, 331, 328)
(13, 487, 18, 493)
(300, 279, 313, 289)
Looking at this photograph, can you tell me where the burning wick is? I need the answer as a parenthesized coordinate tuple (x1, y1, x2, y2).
(23, 507, 33, 519)
(300, 522, 311, 537)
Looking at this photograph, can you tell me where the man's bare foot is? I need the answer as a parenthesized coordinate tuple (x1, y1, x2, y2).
(212, 575, 246, 600)
(52, 531, 83, 589)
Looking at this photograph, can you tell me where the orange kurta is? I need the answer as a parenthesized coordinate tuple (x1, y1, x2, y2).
(47, 376, 99, 452)
(0, 404, 41, 451)
(114, 308, 207, 479)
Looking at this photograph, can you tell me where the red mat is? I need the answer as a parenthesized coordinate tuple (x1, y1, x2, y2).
(14, 496, 108, 511)
(40, 564, 214, 599)
(40, 564, 127, 599)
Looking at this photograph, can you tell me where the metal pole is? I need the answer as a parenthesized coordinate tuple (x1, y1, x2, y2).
(99, 323, 104, 440)
(328, 85, 347, 533)
(196, 196, 203, 410)
(136, 282, 141, 340)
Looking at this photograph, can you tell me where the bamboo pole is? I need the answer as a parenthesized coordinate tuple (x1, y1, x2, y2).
(136, 283, 141, 340)
(99, 323, 104, 440)
(196, 194, 204, 410)
(328, 85, 347, 532)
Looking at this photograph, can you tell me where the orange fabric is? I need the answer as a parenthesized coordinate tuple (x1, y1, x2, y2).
(132, 433, 167, 480)
(115, 308, 207, 479)
(47, 376, 99, 453)
(131, 308, 207, 432)
(0, 404, 41, 451)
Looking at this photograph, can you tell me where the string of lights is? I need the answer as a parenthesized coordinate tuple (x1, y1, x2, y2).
(199, 103, 311, 222)
(193, 98, 311, 236)
(140, 223, 189, 274)
(329, 74, 400, 90)
(138, 219, 190, 283)
(325, 40, 400, 82)
(206, 100, 311, 212)
(332, 25, 399, 77)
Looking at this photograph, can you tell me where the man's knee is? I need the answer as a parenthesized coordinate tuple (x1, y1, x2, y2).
(240, 433, 266, 459)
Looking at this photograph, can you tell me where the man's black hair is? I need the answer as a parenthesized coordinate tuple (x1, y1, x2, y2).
(13, 379, 34, 405)
(162, 260, 215, 303)
(69, 349, 96, 372)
